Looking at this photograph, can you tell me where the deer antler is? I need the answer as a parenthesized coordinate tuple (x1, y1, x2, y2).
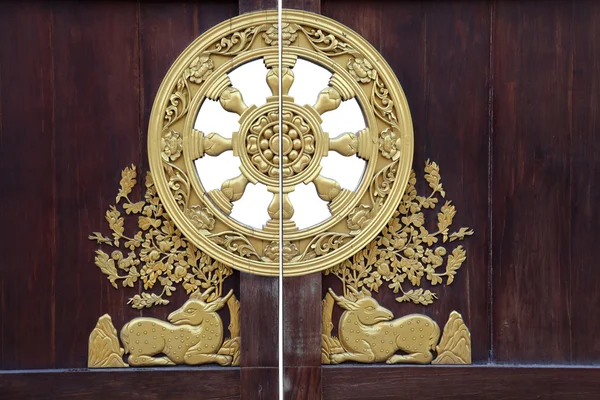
(204, 289, 234, 313)
(328, 288, 359, 311)
(190, 286, 215, 301)
(328, 288, 343, 302)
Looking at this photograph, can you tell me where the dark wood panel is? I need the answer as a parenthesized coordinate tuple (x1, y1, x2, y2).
(240, 273, 278, 367)
(240, 274, 278, 398)
(0, 368, 240, 400)
(0, 2, 55, 369)
(239, 0, 277, 14)
(139, 0, 238, 322)
(492, 1, 573, 363)
(284, 0, 320, 13)
(283, 274, 321, 366)
(241, 367, 278, 400)
(322, 365, 600, 400)
(284, 366, 321, 400)
(52, 2, 142, 367)
(322, 0, 491, 362)
(570, 1, 600, 363)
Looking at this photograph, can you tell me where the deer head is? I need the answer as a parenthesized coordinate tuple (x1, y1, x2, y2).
(168, 289, 233, 326)
(328, 288, 393, 326)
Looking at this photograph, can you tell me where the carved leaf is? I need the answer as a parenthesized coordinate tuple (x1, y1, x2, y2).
(445, 246, 466, 285)
(128, 292, 170, 309)
(94, 250, 119, 289)
(124, 201, 145, 215)
(449, 227, 474, 242)
(89, 232, 112, 245)
(395, 288, 437, 305)
(116, 165, 137, 203)
(424, 159, 444, 196)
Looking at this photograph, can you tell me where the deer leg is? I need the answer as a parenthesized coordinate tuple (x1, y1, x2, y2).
(127, 355, 176, 366)
(386, 351, 433, 365)
(331, 340, 376, 364)
(184, 351, 233, 366)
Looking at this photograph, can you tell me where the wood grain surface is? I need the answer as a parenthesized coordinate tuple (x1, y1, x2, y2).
(1, 0, 600, 399)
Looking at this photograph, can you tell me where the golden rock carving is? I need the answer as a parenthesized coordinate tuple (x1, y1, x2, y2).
(322, 161, 473, 365)
(147, 10, 415, 276)
(88, 314, 128, 368)
(432, 311, 471, 365)
(121, 289, 238, 366)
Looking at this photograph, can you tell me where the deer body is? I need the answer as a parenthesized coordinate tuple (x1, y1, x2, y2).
(330, 289, 440, 364)
(120, 290, 233, 366)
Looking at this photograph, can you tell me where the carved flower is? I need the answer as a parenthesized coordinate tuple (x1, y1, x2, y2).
(376, 262, 393, 278)
(378, 127, 402, 161)
(347, 204, 373, 233)
(263, 23, 299, 46)
(161, 129, 183, 161)
(172, 265, 187, 283)
(186, 54, 214, 84)
(186, 205, 215, 231)
(347, 57, 377, 83)
(264, 240, 299, 262)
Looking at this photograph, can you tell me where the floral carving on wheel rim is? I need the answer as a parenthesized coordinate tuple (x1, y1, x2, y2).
(264, 240, 300, 262)
(263, 23, 299, 46)
(379, 127, 402, 161)
(186, 205, 216, 231)
(347, 57, 377, 83)
(161, 129, 183, 161)
(347, 204, 373, 233)
(185, 54, 214, 84)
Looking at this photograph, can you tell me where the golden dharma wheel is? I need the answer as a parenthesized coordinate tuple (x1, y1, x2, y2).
(148, 10, 414, 276)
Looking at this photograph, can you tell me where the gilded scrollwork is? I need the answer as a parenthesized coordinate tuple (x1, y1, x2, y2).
(297, 25, 355, 57)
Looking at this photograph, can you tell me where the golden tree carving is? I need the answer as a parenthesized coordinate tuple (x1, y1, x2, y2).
(89, 165, 233, 309)
(324, 160, 473, 306)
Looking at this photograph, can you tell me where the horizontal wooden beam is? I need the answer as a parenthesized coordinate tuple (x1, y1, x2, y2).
(0, 368, 240, 400)
(323, 365, 600, 400)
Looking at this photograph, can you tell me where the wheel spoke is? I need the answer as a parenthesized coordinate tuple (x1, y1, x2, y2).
(313, 73, 356, 115)
(220, 174, 249, 202)
(313, 175, 342, 202)
(267, 191, 295, 220)
(207, 174, 249, 215)
(266, 67, 295, 97)
(189, 129, 233, 160)
(263, 190, 298, 233)
(328, 128, 371, 160)
(313, 87, 342, 115)
(219, 87, 248, 116)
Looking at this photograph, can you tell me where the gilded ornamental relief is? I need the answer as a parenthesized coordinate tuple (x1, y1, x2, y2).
(86, 10, 474, 368)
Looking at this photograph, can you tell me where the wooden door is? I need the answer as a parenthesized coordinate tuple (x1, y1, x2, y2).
(1, 1, 600, 399)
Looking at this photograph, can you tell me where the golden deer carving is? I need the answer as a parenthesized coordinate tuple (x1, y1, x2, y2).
(120, 289, 234, 366)
(328, 289, 440, 364)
